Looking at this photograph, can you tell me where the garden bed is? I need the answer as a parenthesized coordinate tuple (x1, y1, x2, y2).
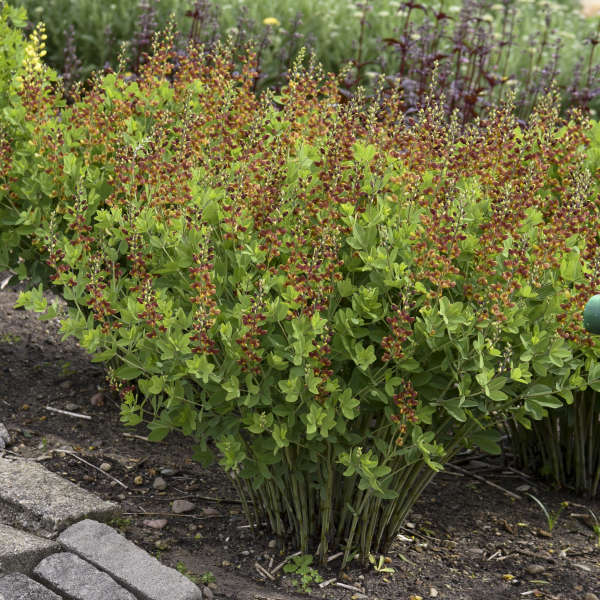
(1, 283, 599, 600)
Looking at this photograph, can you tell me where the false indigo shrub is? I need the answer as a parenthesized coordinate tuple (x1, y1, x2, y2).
(5, 25, 600, 566)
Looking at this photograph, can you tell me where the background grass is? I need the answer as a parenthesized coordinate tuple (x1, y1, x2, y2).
(12, 0, 600, 114)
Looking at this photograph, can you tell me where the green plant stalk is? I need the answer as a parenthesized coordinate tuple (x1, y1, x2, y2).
(341, 487, 367, 569)
(586, 391, 595, 490)
(317, 445, 334, 564)
(333, 470, 359, 549)
(545, 414, 564, 487)
(575, 396, 587, 493)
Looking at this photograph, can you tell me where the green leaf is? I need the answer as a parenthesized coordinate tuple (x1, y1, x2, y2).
(114, 365, 143, 380)
(353, 342, 376, 371)
(272, 423, 289, 449)
(559, 250, 582, 283)
(469, 430, 502, 455)
(91, 348, 117, 363)
(186, 354, 216, 383)
(338, 389, 360, 420)
(487, 389, 508, 402)
(278, 376, 301, 403)
(443, 397, 466, 422)
(223, 375, 240, 401)
(147, 423, 170, 442)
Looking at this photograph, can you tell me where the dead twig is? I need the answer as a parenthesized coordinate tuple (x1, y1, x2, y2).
(446, 463, 523, 500)
(53, 448, 128, 489)
(45, 405, 91, 420)
(254, 561, 275, 581)
(334, 582, 364, 593)
(271, 551, 302, 576)
(505, 466, 535, 481)
(122, 432, 150, 442)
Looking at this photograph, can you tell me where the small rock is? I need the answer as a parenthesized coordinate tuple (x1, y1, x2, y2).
(201, 507, 220, 517)
(60, 380, 72, 389)
(525, 564, 545, 576)
(143, 519, 167, 530)
(202, 586, 214, 600)
(133, 475, 144, 485)
(89, 392, 104, 406)
(405, 522, 416, 529)
(0, 422, 12, 449)
(154, 539, 169, 550)
(267, 539, 276, 549)
(536, 529, 552, 538)
(99, 462, 112, 472)
(221, 560, 231, 567)
(429, 588, 439, 598)
(171, 499, 195, 514)
(584, 593, 599, 600)
(64, 402, 79, 411)
(153, 477, 167, 491)
(160, 467, 177, 476)
(516, 484, 531, 492)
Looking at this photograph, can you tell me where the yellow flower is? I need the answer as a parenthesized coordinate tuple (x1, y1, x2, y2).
(263, 17, 280, 26)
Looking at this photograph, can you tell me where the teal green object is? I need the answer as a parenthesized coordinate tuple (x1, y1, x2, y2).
(583, 295, 600, 334)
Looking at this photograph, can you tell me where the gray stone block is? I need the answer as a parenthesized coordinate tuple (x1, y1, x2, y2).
(0, 572, 62, 600)
(59, 520, 203, 600)
(0, 524, 59, 574)
(0, 457, 118, 531)
(34, 552, 136, 600)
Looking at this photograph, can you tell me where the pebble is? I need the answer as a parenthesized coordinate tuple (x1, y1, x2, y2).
(584, 594, 599, 600)
(143, 518, 167, 529)
(171, 499, 195, 514)
(89, 391, 104, 406)
(516, 484, 531, 492)
(64, 402, 79, 411)
(429, 587, 439, 598)
(525, 564, 545, 576)
(152, 477, 167, 490)
(201, 507, 220, 517)
(0, 422, 11, 449)
(160, 467, 177, 476)
(99, 462, 112, 472)
(267, 539, 276, 549)
(202, 586, 214, 600)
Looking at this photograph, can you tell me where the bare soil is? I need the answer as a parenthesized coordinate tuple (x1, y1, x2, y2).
(1, 280, 599, 600)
